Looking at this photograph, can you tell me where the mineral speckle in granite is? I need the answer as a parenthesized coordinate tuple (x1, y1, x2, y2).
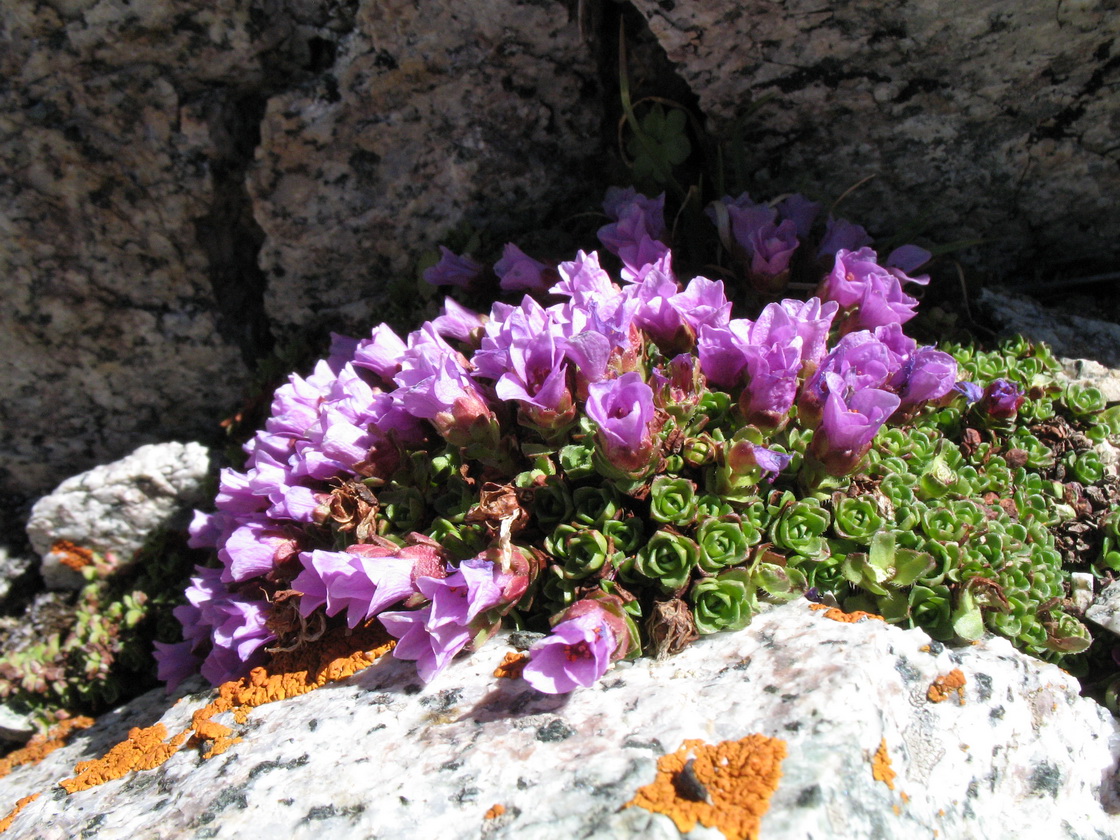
(26, 442, 213, 589)
(1, 600, 1118, 839)
(627, 0, 1120, 281)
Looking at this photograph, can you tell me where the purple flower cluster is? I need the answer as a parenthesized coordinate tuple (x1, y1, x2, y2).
(164, 186, 966, 696)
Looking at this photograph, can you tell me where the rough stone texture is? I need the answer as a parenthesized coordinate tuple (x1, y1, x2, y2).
(627, 0, 1120, 280)
(25, 442, 213, 590)
(1088, 581, 1120, 639)
(979, 286, 1120, 373)
(0, 0, 608, 515)
(251, 0, 604, 338)
(1, 601, 1117, 839)
(0, 547, 32, 604)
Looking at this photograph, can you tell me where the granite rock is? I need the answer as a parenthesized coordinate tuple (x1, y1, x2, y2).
(0, 0, 609, 515)
(26, 442, 213, 590)
(1087, 581, 1120, 640)
(979, 286, 1120, 373)
(250, 0, 604, 338)
(0, 600, 1116, 839)
(627, 0, 1120, 280)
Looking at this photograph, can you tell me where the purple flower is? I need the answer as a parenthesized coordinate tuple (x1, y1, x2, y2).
(494, 243, 553, 294)
(798, 331, 896, 428)
(889, 346, 958, 409)
(747, 218, 799, 280)
(153, 640, 201, 692)
(218, 516, 299, 583)
(979, 379, 1025, 420)
(423, 246, 483, 289)
(776, 193, 821, 239)
(669, 276, 732, 335)
(432, 298, 486, 343)
(550, 250, 619, 306)
(739, 341, 804, 430)
(394, 325, 496, 447)
(585, 372, 657, 472)
(494, 329, 575, 428)
(417, 555, 504, 629)
(726, 440, 793, 484)
(749, 298, 839, 367)
(353, 324, 408, 381)
(380, 605, 472, 683)
(817, 217, 872, 258)
(522, 609, 618, 694)
(598, 189, 667, 272)
(292, 549, 417, 628)
(885, 244, 932, 278)
(954, 381, 984, 404)
(809, 377, 901, 475)
(819, 248, 920, 332)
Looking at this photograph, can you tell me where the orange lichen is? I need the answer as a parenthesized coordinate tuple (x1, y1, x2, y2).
(493, 651, 528, 679)
(50, 540, 96, 571)
(484, 803, 506, 819)
(809, 603, 884, 623)
(0, 794, 39, 833)
(872, 738, 896, 790)
(59, 724, 190, 793)
(927, 668, 967, 705)
(0, 716, 94, 781)
(627, 735, 787, 840)
(46, 623, 395, 799)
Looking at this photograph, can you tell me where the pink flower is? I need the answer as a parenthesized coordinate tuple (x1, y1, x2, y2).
(522, 609, 618, 694)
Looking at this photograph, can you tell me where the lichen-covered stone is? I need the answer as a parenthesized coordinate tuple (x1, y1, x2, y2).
(26, 443, 213, 589)
(0, 600, 1115, 839)
(627, 0, 1120, 280)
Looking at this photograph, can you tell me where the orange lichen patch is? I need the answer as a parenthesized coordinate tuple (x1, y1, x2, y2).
(626, 735, 787, 840)
(59, 724, 190, 793)
(0, 716, 95, 781)
(493, 651, 528, 679)
(927, 668, 967, 705)
(0, 794, 39, 833)
(52, 621, 396, 799)
(50, 540, 95, 571)
(484, 803, 506, 819)
(872, 738, 896, 790)
(809, 603, 884, 623)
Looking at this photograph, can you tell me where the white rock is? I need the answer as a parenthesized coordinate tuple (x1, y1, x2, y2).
(26, 442, 212, 589)
(0, 600, 1116, 839)
(1087, 581, 1120, 638)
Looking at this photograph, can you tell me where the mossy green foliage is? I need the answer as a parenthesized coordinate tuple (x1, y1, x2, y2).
(0, 530, 202, 728)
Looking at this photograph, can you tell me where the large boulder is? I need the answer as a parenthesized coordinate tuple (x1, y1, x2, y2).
(627, 0, 1120, 280)
(0, 601, 1115, 838)
(0, 0, 607, 516)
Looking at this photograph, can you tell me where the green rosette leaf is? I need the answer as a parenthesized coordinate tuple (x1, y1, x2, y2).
(649, 476, 698, 526)
(951, 587, 986, 642)
(571, 485, 622, 528)
(1062, 383, 1106, 418)
(1066, 450, 1105, 485)
(920, 506, 966, 542)
(696, 516, 755, 573)
(380, 485, 427, 532)
(910, 587, 956, 641)
(769, 498, 831, 557)
(695, 493, 734, 521)
(532, 478, 573, 530)
(559, 442, 596, 480)
(689, 570, 756, 634)
(560, 528, 615, 580)
(1044, 613, 1092, 654)
(634, 530, 700, 592)
(832, 495, 886, 541)
(603, 516, 646, 555)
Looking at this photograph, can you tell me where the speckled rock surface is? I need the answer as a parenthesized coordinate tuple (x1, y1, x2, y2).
(26, 443, 213, 590)
(627, 0, 1120, 279)
(1087, 581, 1120, 639)
(0, 0, 608, 513)
(979, 287, 1120, 373)
(250, 0, 603, 338)
(1, 601, 1116, 839)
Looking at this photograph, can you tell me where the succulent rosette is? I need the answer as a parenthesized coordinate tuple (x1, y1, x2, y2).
(156, 183, 1114, 705)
